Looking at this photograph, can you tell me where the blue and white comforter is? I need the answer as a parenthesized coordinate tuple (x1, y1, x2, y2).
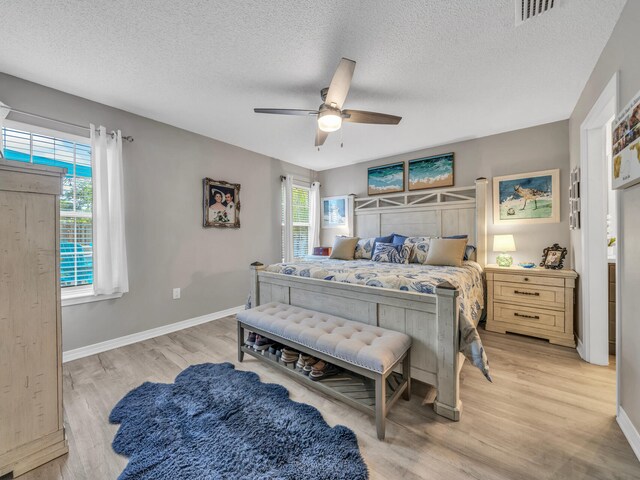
(264, 259, 491, 381)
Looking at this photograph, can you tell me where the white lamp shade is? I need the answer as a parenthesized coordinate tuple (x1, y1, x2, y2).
(493, 234, 516, 252)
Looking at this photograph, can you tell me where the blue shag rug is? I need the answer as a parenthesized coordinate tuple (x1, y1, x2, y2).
(109, 362, 368, 480)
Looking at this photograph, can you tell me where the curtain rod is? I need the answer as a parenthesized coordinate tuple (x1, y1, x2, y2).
(0, 105, 134, 142)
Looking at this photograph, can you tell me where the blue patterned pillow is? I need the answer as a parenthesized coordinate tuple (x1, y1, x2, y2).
(354, 238, 375, 259)
(372, 242, 412, 264)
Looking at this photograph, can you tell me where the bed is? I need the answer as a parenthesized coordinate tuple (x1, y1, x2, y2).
(249, 179, 488, 421)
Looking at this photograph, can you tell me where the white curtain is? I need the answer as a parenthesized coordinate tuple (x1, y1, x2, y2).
(309, 181, 321, 254)
(91, 124, 129, 295)
(283, 175, 294, 262)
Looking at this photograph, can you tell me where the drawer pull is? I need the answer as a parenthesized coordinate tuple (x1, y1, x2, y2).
(514, 312, 540, 320)
(514, 290, 540, 296)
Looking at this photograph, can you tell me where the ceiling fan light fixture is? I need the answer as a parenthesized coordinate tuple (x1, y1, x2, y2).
(318, 109, 342, 132)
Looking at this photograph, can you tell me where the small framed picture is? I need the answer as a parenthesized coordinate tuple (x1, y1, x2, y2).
(203, 178, 240, 228)
(321, 196, 348, 228)
(540, 243, 567, 270)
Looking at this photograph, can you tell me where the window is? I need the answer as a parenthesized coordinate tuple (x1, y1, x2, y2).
(291, 186, 310, 259)
(1, 124, 93, 290)
(281, 180, 311, 261)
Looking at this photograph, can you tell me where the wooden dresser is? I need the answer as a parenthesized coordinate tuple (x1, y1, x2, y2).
(485, 265, 578, 348)
(0, 160, 68, 477)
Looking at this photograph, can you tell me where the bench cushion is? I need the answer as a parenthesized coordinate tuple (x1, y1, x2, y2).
(237, 302, 411, 374)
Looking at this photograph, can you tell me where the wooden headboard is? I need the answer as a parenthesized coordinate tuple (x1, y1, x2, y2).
(350, 178, 488, 267)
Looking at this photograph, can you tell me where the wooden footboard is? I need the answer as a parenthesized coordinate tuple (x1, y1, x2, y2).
(249, 264, 463, 421)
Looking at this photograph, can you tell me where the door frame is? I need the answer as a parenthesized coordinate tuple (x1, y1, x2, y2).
(578, 72, 618, 367)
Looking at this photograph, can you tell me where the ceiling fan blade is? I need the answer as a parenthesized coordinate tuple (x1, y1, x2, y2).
(254, 108, 318, 116)
(325, 58, 356, 109)
(315, 128, 329, 147)
(342, 109, 402, 125)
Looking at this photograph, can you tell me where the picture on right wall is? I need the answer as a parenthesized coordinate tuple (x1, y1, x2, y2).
(493, 169, 560, 225)
(611, 89, 640, 189)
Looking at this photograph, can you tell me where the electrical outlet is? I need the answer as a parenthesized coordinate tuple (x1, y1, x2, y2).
(173, 288, 181, 300)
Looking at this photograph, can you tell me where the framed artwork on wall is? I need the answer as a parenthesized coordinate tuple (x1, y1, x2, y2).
(203, 178, 240, 228)
(321, 195, 348, 228)
(611, 89, 640, 189)
(493, 169, 560, 225)
(367, 161, 404, 195)
(569, 166, 581, 230)
(408, 153, 454, 191)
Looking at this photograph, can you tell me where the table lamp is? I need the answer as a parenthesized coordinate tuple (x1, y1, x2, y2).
(493, 234, 516, 267)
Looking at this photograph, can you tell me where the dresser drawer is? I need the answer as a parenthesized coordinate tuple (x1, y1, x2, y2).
(493, 272, 564, 287)
(493, 302, 565, 333)
(493, 281, 565, 309)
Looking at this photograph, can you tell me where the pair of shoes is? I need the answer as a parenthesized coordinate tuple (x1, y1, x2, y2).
(296, 354, 320, 375)
(309, 361, 341, 381)
(253, 335, 274, 351)
(280, 347, 300, 364)
(245, 331, 257, 347)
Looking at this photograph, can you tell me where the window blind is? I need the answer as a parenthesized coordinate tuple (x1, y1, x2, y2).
(2, 126, 93, 288)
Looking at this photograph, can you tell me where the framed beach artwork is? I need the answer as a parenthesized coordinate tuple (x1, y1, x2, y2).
(367, 162, 404, 195)
(611, 89, 640, 190)
(408, 153, 454, 191)
(321, 196, 348, 228)
(203, 178, 241, 228)
(493, 169, 560, 225)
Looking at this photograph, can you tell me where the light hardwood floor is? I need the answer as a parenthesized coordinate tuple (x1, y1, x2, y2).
(10, 316, 640, 480)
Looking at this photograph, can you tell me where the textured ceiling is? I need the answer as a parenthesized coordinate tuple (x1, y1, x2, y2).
(0, 1, 626, 170)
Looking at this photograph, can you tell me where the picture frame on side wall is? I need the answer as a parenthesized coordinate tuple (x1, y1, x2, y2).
(321, 196, 348, 228)
(493, 169, 560, 225)
(611, 89, 640, 189)
(203, 178, 241, 228)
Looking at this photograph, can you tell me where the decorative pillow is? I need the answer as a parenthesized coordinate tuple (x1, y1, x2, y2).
(424, 238, 468, 267)
(354, 238, 375, 260)
(372, 242, 412, 264)
(403, 236, 432, 263)
(391, 234, 408, 245)
(372, 234, 394, 254)
(443, 235, 472, 261)
(330, 236, 359, 260)
(464, 245, 477, 261)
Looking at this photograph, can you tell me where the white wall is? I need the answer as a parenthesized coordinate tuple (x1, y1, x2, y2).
(0, 73, 311, 351)
(318, 120, 571, 266)
(569, 0, 640, 455)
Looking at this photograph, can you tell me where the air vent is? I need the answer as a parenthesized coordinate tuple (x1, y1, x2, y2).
(516, 0, 556, 26)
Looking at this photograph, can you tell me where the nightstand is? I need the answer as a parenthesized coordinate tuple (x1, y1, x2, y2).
(485, 265, 578, 347)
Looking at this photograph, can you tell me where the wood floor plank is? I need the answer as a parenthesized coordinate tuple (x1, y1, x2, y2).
(10, 316, 640, 480)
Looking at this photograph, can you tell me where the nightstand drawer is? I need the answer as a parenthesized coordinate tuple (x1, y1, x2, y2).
(493, 272, 564, 287)
(493, 281, 564, 309)
(493, 303, 565, 332)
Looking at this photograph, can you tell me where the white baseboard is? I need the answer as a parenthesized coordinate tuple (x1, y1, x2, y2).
(62, 305, 244, 363)
(576, 337, 586, 361)
(618, 407, 640, 461)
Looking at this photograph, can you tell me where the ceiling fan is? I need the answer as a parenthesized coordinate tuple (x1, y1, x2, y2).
(254, 58, 402, 147)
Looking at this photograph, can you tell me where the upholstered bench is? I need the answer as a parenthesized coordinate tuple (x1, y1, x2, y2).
(236, 302, 412, 440)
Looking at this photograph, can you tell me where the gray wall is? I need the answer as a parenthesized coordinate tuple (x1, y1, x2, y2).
(569, 0, 640, 436)
(0, 73, 311, 351)
(318, 121, 570, 266)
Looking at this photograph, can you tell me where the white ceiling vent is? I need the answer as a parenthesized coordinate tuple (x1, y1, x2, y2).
(516, 0, 556, 26)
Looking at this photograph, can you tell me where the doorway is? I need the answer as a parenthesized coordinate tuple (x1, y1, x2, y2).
(578, 72, 618, 367)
